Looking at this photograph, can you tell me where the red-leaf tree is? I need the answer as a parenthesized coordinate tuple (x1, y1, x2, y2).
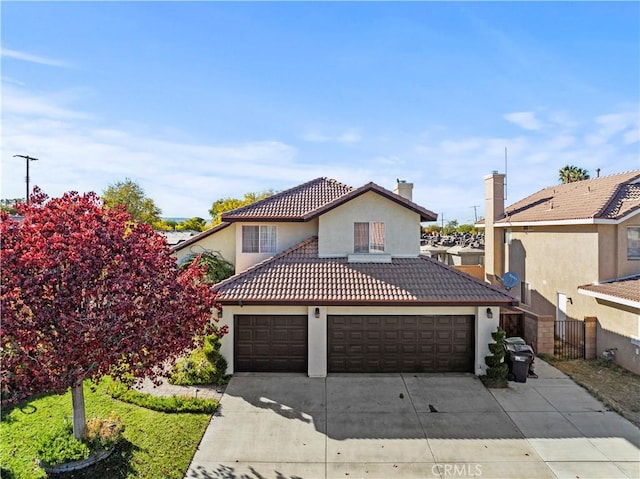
(1, 188, 222, 438)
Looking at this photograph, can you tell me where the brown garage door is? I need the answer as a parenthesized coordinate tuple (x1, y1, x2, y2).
(234, 315, 308, 372)
(328, 315, 474, 373)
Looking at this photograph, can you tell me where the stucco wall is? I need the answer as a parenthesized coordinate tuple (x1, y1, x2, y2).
(597, 324, 640, 374)
(218, 304, 502, 378)
(505, 225, 600, 321)
(173, 224, 237, 267)
(234, 219, 318, 272)
(612, 216, 640, 279)
(317, 192, 421, 257)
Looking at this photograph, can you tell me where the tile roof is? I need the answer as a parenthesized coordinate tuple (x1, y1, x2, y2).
(221, 177, 438, 223)
(213, 237, 516, 306)
(497, 170, 640, 224)
(578, 274, 640, 308)
(221, 177, 354, 221)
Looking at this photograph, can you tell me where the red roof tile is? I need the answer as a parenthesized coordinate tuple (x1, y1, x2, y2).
(213, 237, 516, 306)
(221, 177, 438, 223)
(497, 170, 640, 224)
(578, 275, 640, 306)
(221, 177, 354, 221)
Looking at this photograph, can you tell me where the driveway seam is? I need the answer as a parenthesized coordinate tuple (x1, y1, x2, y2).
(324, 376, 328, 479)
(401, 372, 441, 478)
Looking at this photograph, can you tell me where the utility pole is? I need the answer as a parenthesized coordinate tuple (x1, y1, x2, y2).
(13, 155, 39, 204)
(471, 205, 480, 222)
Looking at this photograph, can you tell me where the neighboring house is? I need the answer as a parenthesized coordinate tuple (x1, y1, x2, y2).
(173, 177, 517, 377)
(482, 170, 640, 373)
(157, 230, 199, 247)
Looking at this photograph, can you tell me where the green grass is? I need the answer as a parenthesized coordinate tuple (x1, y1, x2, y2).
(106, 378, 218, 413)
(1, 381, 212, 478)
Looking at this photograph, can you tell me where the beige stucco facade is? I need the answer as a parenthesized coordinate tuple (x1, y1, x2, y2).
(318, 191, 421, 257)
(483, 172, 640, 373)
(218, 304, 500, 378)
(234, 219, 318, 272)
(174, 223, 237, 267)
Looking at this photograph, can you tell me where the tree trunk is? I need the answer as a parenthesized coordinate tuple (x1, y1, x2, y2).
(71, 382, 86, 440)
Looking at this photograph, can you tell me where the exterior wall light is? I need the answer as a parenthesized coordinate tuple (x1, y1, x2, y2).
(486, 307, 493, 318)
(314, 307, 320, 318)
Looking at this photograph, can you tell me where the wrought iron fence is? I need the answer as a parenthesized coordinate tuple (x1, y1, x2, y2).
(554, 320, 585, 359)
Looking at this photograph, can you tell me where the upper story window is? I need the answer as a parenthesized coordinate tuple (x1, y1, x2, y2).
(242, 225, 277, 253)
(628, 227, 640, 260)
(354, 222, 385, 253)
(504, 229, 512, 245)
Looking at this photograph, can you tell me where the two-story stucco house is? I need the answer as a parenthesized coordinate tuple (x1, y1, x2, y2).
(174, 177, 517, 377)
(482, 170, 640, 373)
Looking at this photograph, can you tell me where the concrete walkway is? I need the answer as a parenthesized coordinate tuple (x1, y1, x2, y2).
(134, 377, 226, 402)
(184, 360, 640, 479)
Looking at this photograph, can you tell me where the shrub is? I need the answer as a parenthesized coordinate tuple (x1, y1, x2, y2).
(84, 412, 125, 449)
(169, 335, 230, 386)
(36, 423, 90, 466)
(483, 328, 508, 387)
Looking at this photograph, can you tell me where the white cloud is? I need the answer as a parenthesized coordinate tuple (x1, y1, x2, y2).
(1, 48, 69, 68)
(3, 85, 91, 120)
(503, 111, 546, 131)
(585, 111, 639, 147)
(302, 128, 362, 144)
(2, 83, 638, 221)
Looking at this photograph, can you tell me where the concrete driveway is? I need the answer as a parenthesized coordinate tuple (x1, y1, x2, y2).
(185, 360, 640, 479)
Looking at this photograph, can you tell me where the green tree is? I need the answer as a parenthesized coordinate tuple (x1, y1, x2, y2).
(102, 178, 162, 225)
(154, 219, 178, 231)
(0, 198, 24, 214)
(457, 224, 476, 234)
(443, 220, 458, 235)
(559, 165, 590, 184)
(179, 251, 235, 284)
(208, 190, 274, 225)
(177, 217, 207, 232)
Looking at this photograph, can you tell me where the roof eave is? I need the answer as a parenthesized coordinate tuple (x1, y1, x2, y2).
(577, 287, 640, 309)
(217, 298, 518, 307)
(304, 183, 438, 222)
(221, 216, 308, 223)
(492, 211, 639, 227)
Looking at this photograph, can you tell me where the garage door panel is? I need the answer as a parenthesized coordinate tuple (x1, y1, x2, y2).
(234, 315, 307, 372)
(328, 315, 474, 373)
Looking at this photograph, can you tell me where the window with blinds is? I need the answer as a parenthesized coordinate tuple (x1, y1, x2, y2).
(354, 222, 385, 253)
(242, 225, 277, 253)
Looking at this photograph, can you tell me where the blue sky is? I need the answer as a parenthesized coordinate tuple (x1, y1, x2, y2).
(2, 1, 638, 224)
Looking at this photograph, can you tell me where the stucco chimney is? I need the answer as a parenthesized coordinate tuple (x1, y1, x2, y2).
(393, 179, 413, 201)
(484, 172, 505, 285)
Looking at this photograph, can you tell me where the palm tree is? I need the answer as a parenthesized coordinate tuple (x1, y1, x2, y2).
(559, 165, 590, 184)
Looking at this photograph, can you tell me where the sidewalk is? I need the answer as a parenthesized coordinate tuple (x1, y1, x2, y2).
(134, 376, 226, 402)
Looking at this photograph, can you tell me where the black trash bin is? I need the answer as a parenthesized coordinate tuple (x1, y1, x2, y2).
(505, 343, 534, 383)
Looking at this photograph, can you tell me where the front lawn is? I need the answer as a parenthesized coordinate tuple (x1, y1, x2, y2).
(1, 381, 212, 478)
